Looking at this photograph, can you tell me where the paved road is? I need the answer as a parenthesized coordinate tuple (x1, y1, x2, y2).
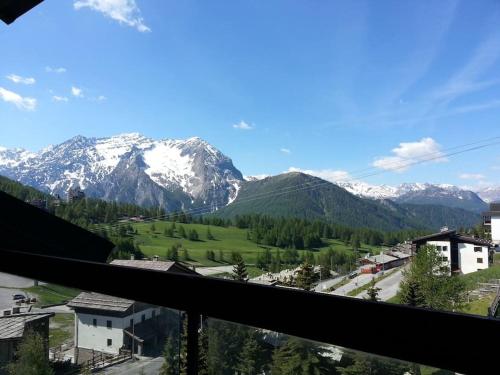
(330, 273, 374, 296)
(101, 357, 164, 375)
(357, 268, 405, 301)
(314, 275, 345, 292)
(0, 287, 23, 310)
(0, 272, 36, 288)
(195, 265, 235, 276)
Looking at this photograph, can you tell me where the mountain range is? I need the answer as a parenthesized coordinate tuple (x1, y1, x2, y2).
(0, 133, 492, 231)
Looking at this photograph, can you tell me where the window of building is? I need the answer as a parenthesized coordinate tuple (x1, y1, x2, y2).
(477, 258, 483, 263)
(93, 318, 97, 327)
(141, 314, 146, 322)
(107, 320, 112, 329)
(436, 246, 442, 251)
(474, 247, 482, 252)
(442, 246, 447, 251)
(441, 256, 448, 262)
(107, 339, 112, 346)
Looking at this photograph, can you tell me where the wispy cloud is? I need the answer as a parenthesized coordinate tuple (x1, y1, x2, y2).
(373, 138, 447, 172)
(52, 96, 69, 102)
(0, 87, 37, 111)
(6, 74, 35, 85)
(280, 148, 291, 154)
(287, 167, 350, 182)
(71, 86, 84, 98)
(45, 66, 67, 74)
(232, 120, 254, 130)
(74, 0, 151, 33)
(459, 173, 485, 180)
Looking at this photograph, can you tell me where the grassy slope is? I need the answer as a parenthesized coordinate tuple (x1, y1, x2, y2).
(131, 221, 382, 267)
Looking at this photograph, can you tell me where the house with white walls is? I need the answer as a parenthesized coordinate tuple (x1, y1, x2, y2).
(68, 259, 198, 364)
(411, 229, 492, 275)
(483, 203, 500, 245)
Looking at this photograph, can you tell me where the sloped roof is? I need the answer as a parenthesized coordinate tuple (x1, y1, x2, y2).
(367, 254, 399, 264)
(412, 230, 491, 247)
(68, 292, 134, 312)
(0, 312, 53, 340)
(110, 259, 198, 275)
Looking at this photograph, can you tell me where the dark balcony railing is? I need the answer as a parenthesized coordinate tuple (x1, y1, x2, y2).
(0, 247, 498, 374)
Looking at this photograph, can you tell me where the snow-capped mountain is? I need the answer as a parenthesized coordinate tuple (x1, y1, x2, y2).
(0, 133, 243, 211)
(476, 187, 500, 204)
(336, 180, 488, 213)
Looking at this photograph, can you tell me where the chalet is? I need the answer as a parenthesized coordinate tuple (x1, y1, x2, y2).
(68, 259, 198, 363)
(483, 203, 500, 245)
(411, 230, 492, 275)
(0, 311, 54, 374)
(67, 186, 85, 203)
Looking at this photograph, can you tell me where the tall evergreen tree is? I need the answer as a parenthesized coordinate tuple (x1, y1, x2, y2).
(366, 279, 381, 302)
(178, 225, 187, 238)
(232, 254, 249, 282)
(206, 226, 215, 240)
(159, 335, 178, 375)
(270, 337, 329, 375)
(235, 331, 266, 375)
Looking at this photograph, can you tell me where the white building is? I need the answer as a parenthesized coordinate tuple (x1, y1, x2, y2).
(483, 203, 500, 245)
(411, 230, 492, 275)
(68, 259, 198, 364)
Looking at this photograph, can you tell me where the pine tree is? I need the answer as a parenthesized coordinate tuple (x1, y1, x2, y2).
(159, 335, 177, 375)
(6, 330, 54, 375)
(296, 262, 315, 291)
(188, 229, 199, 241)
(270, 337, 329, 375)
(150, 223, 156, 233)
(206, 226, 215, 240)
(232, 253, 248, 282)
(182, 247, 190, 261)
(235, 332, 265, 375)
(366, 279, 381, 302)
(218, 249, 224, 262)
(178, 225, 186, 238)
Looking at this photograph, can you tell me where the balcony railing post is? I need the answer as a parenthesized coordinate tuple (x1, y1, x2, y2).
(186, 310, 199, 375)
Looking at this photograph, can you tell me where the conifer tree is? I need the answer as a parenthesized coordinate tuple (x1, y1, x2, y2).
(206, 226, 215, 240)
(366, 279, 381, 302)
(178, 225, 186, 238)
(159, 335, 177, 375)
(235, 331, 265, 375)
(232, 253, 248, 282)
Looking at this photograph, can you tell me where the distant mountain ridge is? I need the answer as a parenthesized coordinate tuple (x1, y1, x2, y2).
(218, 172, 481, 231)
(0, 133, 243, 211)
(336, 181, 488, 213)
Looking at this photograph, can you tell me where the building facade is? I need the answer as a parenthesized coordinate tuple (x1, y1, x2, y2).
(411, 230, 491, 275)
(483, 203, 500, 245)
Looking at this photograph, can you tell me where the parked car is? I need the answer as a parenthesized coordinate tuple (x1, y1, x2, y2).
(348, 271, 358, 279)
(12, 294, 26, 301)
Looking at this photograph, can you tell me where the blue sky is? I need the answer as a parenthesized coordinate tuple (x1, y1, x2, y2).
(1, 0, 500, 189)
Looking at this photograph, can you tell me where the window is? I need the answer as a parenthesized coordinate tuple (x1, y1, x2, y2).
(441, 256, 448, 262)
(474, 247, 482, 252)
(141, 314, 146, 322)
(442, 246, 447, 252)
(92, 318, 97, 327)
(107, 320, 112, 329)
(107, 339, 112, 347)
(436, 246, 442, 251)
(477, 258, 483, 263)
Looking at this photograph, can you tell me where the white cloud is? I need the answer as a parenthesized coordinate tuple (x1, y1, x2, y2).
(373, 137, 447, 172)
(0, 87, 37, 111)
(97, 95, 107, 101)
(287, 167, 351, 182)
(459, 173, 485, 180)
(232, 120, 254, 130)
(244, 174, 269, 181)
(74, 0, 151, 32)
(71, 86, 83, 97)
(6, 74, 35, 85)
(45, 66, 67, 74)
(280, 148, 291, 154)
(53, 96, 69, 102)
